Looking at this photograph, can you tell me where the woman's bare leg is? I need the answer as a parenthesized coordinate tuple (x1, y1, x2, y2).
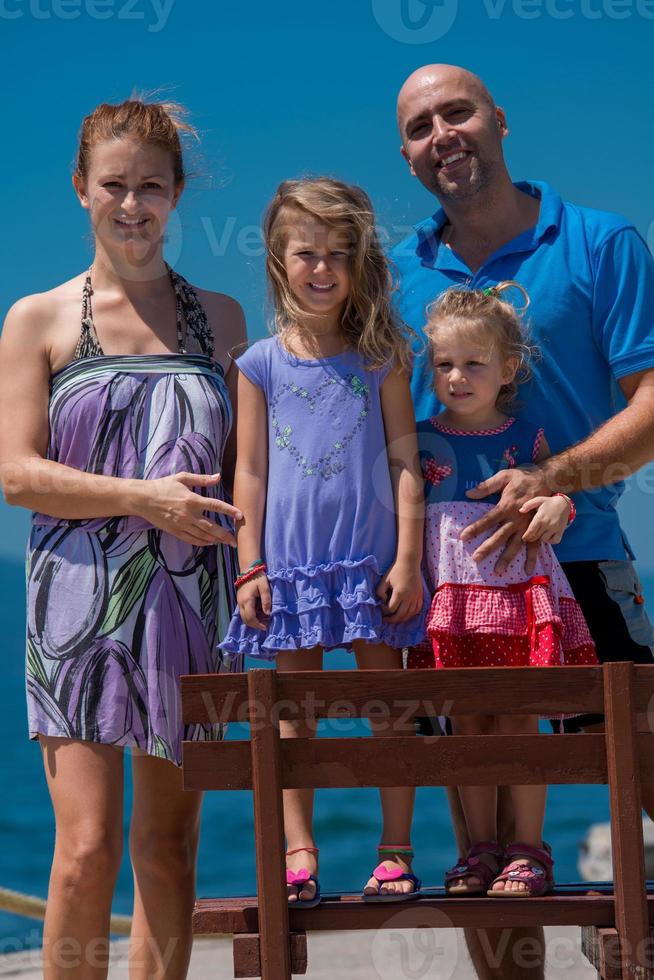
(40, 736, 124, 980)
(128, 751, 203, 980)
(276, 647, 324, 903)
(354, 642, 417, 897)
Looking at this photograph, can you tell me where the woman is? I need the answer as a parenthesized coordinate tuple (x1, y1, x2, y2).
(0, 99, 246, 979)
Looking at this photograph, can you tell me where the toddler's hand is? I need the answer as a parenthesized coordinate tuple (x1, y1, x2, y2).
(519, 495, 571, 545)
(377, 561, 423, 624)
(237, 574, 272, 631)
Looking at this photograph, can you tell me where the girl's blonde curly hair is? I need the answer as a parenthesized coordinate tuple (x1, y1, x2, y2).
(425, 281, 536, 412)
(263, 177, 414, 373)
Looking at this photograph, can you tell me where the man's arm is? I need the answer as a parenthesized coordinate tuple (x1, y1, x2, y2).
(461, 368, 654, 571)
(539, 368, 654, 492)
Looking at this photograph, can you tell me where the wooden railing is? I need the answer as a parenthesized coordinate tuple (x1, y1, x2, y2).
(181, 662, 654, 979)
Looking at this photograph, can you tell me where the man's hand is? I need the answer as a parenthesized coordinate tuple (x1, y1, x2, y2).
(462, 467, 551, 574)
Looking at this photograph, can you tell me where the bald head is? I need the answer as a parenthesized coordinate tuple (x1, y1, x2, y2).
(397, 64, 495, 139)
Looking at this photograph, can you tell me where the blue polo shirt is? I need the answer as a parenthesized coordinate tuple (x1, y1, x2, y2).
(391, 181, 654, 562)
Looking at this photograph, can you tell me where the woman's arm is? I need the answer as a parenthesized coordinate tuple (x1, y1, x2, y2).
(0, 298, 240, 547)
(379, 367, 425, 623)
(232, 371, 272, 629)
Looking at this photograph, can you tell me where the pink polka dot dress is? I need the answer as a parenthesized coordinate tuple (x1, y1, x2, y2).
(409, 416, 597, 671)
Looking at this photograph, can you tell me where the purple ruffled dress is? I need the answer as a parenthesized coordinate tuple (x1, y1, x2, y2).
(219, 337, 428, 659)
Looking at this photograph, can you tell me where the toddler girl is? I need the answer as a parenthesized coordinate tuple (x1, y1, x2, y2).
(221, 178, 429, 905)
(410, 282, 597, 897)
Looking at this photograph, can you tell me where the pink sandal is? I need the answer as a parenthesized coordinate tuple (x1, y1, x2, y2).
(286, 846, 321, 909)
(445, 841, 504, 896)
(487, 841, 554, 898)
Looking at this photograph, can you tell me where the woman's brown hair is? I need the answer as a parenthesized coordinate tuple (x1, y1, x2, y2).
(74, 97, 198, 186)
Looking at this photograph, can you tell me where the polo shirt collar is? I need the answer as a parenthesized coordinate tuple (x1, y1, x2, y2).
(415, 180, 563, 271)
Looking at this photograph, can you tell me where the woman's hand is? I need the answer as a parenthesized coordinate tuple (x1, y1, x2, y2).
(132, 472, 242, 547)
(520, 495, 571, 545)
(377, 560, 424, 624)
(237, 573, 272, 631)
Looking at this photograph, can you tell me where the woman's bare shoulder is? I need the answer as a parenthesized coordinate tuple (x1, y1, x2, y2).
(2, 273, 87, 362)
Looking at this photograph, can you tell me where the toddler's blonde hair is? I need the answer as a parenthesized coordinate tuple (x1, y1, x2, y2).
(426, 282, 536, 411)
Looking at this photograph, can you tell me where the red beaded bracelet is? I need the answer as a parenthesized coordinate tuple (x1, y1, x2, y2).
(234, 564, 267, 590)
(553, 492, 576, 524)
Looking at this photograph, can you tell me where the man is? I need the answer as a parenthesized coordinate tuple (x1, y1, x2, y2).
(392, 64, 654, 979)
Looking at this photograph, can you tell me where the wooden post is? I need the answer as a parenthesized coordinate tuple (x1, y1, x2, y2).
(603, 661, 652, 979)
(248, 669, 292, 980)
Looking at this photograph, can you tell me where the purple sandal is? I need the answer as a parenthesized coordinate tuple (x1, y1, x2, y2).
(445, 841, 504, 896)
(487, 841, 554, 898)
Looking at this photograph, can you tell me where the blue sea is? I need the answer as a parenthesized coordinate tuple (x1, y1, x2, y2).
(2, 554, 648, 953)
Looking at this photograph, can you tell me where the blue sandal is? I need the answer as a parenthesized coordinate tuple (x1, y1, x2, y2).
(363, 845, 422, 903)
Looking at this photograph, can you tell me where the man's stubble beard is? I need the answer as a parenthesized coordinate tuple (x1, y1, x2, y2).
(433, 155, 495, 204)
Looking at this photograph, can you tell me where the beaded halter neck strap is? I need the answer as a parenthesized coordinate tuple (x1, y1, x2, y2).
(75, 265, 215, 361)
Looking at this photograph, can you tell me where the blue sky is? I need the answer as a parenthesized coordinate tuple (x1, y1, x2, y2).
(1, 0, 653, 564)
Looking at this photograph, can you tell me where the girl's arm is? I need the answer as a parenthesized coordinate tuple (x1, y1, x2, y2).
(232, 372, 272, 630)
(520, 434, 574, 545)
(0, 298, 240, 548)
(379, 367, 425, 623)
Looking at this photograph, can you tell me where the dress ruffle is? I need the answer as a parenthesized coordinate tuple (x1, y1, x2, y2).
(220, 556, 428, 659)
(416, 580, 596, 668)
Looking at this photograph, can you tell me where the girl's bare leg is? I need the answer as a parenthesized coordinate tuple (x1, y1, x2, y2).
(448, 715, 499, 890)
(276, 647, 324, 903)
(354, 642, 417, 897)
(128, 751, 203, 980)
(40, 736, 124, 980)
(489, 715, 547, 894)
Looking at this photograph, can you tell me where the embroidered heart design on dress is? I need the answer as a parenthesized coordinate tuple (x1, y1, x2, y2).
(422, 458, 453, 486)
(270, 373, 370, 480)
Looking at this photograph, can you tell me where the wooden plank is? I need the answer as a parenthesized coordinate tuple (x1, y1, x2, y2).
(248, 670, 291, 980)
(181, 672, 249, 724)
(183, 733, 608, 791)
(232, 934, 308, 978)
(182, 740, 250, 791)
(581, 927, 623, 980)
(193, 892, 633, 935)
(634, 666, 654, 714)
(233, 934, 261, 978)
(604, 662, 652, 979)
(181, 667, 605, 723)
